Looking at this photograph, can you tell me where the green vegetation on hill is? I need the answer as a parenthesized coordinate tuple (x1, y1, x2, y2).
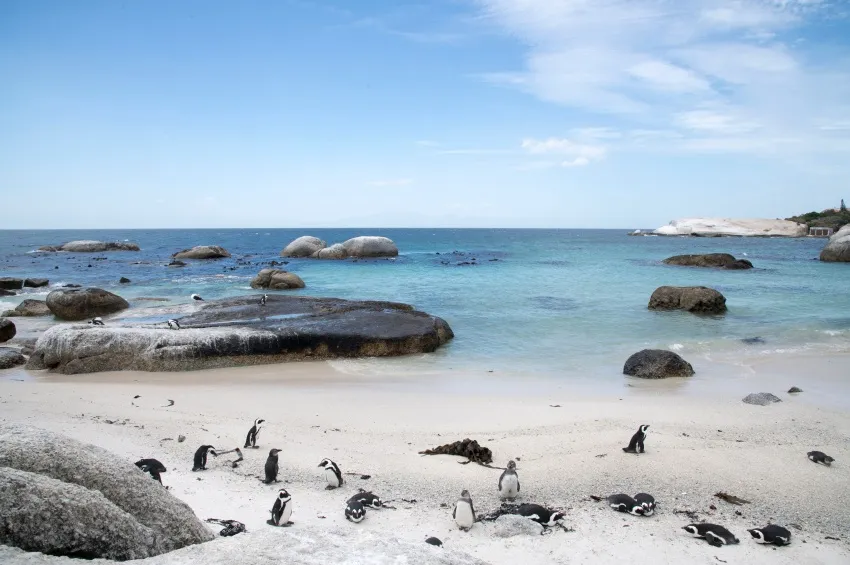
(786, 201, 850, 233)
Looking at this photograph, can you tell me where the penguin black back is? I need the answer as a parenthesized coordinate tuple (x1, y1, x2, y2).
(807, 450, 835, 466)
(264, 448, 281, 483)
(683, 523, 739, 546)
(748, 525, 791, 546)
(425, 536, 442, 547)
(192, 445, 216, 471)
(633, 493, 656, 515)
(516, 503, 566, 526)
(135, 458, 166, 484)
(623, 424, 649, 454)
(348, 490, 382, 509)
(607, 494, 645, 515)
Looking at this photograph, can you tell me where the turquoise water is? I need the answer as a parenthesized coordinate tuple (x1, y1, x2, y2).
(1, 229, 848, 379)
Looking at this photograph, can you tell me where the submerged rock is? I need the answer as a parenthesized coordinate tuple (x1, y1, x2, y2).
(623, 349, 695, 379)
(281, 236, 327, 258)
(342, 236, 398, 258)
(27, 295, 454, 374)
(24, 278, 50, 287)
(663, 253, 753, 269)
(648, 286, 727, 314)
(38, 241, 140, 252)
(743, 392, 782, 406)
(819, 225, 850, 262)
(0, 347, 26, 369)
(2, 299, 52, 317)
(167, 260, 187, 268)
(0, 319, 15, 342)
(250, 269, 305, 290)
(46, 288, 129, 321)
(171, 246, 231, 260)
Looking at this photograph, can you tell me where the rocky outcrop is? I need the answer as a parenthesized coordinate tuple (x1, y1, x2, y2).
(250, 269, 305, 290)
(45, 288, 130, 321)
(2, 299, 52, 317)
(281, 236, 327, 258)
(38, 241, 141, 252)
(623, 349, 695, 379)
(171, 246, 231, 260)
(342, 236, 398, 258)
(0, 278, 23, 290)
(315, 243, 348, 259)
(0, 424, 214, 556)
(648, 286, 727, 314)
(743, 392, 782, 406)
(0, 319, 15, 343)
(819, 225, 850, 262)
(0, 467, 159, 560)
(27, 295, 454, 374)
(663, 253, 753, 269)
(493, 514, 544, 537)
(24, 278, 50, 287)
(0, 289, 15, 296)
(653, 218, 806, 237)
(0, 348, 26, 369)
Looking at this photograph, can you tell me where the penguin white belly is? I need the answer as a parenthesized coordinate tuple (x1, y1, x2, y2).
(279, 502, 292, 524)
(499, 475, 519, 498)
(325, 467, 340, 487)
(454, 502, 475, 529)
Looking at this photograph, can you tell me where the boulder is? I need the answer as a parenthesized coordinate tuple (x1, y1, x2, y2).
(0, 289, 15, 296)
(39, 241, 141, 252)
(742, 392, 782, 406)
(648, 286, 727, 314)
(0, 319, 15, 343)
(0, 277, 24, 290)
(623, 349, 695, 379)
(24, 278, 50, 288)
(653, 218, 807, 237)
(314, 243, 348, 259)
(819, 225, 850, 262)
(27, 295, 454, 374)
(45, 288, 130, 321)
(662, 253, 753, 269)
(0, 424, 214, 554)
(342, 236, 398, 258)
(0, 467, 158, 560)
(3, 299, 52, 317)
(119, 277, 131, 284)
(492, 514, 544, 537)
(281, 236, 327, 258)
(250, 269, 305, 290)
(0, 348, 26, 369)
(171, 246, 231, 260)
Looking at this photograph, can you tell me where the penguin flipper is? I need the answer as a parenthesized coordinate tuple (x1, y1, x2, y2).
(452, 505, 457, 520)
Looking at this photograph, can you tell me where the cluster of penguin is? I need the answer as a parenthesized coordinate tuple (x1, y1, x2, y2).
(132, 420, 836, 549)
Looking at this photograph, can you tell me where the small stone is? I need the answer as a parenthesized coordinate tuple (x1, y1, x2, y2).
(119, 277, 131, 284)
(178, 435, 186, 443)
(788, 386, 803, 393)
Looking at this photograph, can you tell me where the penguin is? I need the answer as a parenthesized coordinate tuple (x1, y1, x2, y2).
(425, 536, 443, 547)
(623, 424, 649, 454)
(634, 493, 656, 516)
(515, 503, 566, 527)
(259, 294, 268, 306)
(345, 499, 366, 523)
(498, 460, 520, 500)
(748, 525, 791, 546)
(267, 488, 293, 526)
(807, 450, 835, 466)
(191, 294, 204, 301)
(167, 319, 181, 330)
(318, 458, 343, 489)
(453, 490, 476, 531)
(348, 490, 383, 509)
(607, 494, 645, 516)
(683, 523, 739, 546)
(88, 317, 105, 326)
(135, 458, 166, 484)
(192, 445, 217, 471)
(264, 449, 281, 484)
(244, 418, 265, 448)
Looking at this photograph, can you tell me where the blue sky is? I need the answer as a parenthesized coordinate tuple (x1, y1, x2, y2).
(1, 0, 849, 229)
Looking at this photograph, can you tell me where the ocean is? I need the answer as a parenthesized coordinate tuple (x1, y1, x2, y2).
(1, 228, 848, 385)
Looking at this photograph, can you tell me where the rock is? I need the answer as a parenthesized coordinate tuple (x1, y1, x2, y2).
(623, 349, 695, 379)
(45, 288, 130, 321)
(0, 277, 23, 290)
(0, 348, 26, 369)
(27, 295, 454, 374)
(819, 225, 850, 262)
(177, 435, 186, 443)
(250, 269, 306, 290)
(662, 253, 753, 269)
(0, 467, 158, 560)
(314, 243, 348, 259)
(62, 283, 82, 288)
(342, 236, 399, 258)
(492, 514, 544, 537)
(119, 277, 131, 284)
(39, 241, 141, 252)
(788, 386, 803, 393)
(653, 218, 807, 237)
(24, 278, 50, 287)
(281, 236, 327, 258)
(0, 289, 15, 296)
(648, 286, 727, 314)
(743, 392, 782, 406)
(171, 246, 231, 260)
(167, 260, 186, 268)
(741, 336, 765, 344)
(0, 423, 214, 554)
(4, 299, 52, 317)
(0, 319, 15, 343)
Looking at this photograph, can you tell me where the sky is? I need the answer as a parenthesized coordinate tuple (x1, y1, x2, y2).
(1, 0, 849, 229)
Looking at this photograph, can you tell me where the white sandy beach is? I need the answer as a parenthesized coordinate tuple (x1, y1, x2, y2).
(1, 354, 849, 564)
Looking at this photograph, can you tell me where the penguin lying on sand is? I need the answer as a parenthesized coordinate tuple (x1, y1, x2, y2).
(453, 490, 476, 531)
(425, 536, 443, 547)
(192, 445, 217, 471)
(135, 458, 166, 484)
(498, 460, 520, 500)
(515, 503, 566, 527)
(634, 493, 656, 516)
(748, 525, 791, 546)
(245, 418, 265, 448)
(88, 317, 105, 326)
(268, 488, 293, 526)
(623, 424, 649, 454)
(607, 494, 645, 516)
(807, 451, 835, 466)
(683, 523, 739, 547)
(348, 490, 383, 509)
(318, 458, 343, 489)
(345, 499, 366, 523)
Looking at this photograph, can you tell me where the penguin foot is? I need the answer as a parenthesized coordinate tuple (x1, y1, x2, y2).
(283, 521, 293, 527)
(622, 448, 637, 454)
(266, 519, 277, 526)
(252, 446, 260, 449)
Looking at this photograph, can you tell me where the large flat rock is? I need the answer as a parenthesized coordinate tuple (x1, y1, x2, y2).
(38, 241, 140, 252)
(26, 295, 454, 373)
(653, 218, 806, 237)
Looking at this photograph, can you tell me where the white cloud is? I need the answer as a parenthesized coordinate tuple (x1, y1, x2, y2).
(521, 137, 606, 166)
(628, 60, 711, 93)
(676, 109, 762, 134)
(367, 178, 414, 187)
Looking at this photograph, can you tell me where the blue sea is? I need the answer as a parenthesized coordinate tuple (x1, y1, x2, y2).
(1, 229, 848, 383)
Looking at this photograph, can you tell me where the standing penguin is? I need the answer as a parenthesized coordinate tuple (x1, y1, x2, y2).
(192, 445, 217, 471)
(267, 488, 293, 526)
(264, 449, 282, 484)
(318, 458, 343, 490)
(633, 493, 656, 516)
(498, 460, 520, 500)
(453, 490, 476, 531)
(259, 294, 268, 306)
(623, 424, 649, 454)
(748, 525, 791, 546)
(345, 499, 366, 523)
(807, 451, 835, 466)
(607, 494, 645, 516)
(244, 418, 265, 449)
(683, 523, 739, 546)
(135, 458, 167, 484)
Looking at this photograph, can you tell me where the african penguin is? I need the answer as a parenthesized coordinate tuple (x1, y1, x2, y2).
(516, 503, 566, 527)
(318, 458, 343, 489)
(264, 449, 281, 484)
(345, 499, 366, 523)
(498, 460, 520, 500)
(683, 523, 739, 546)
(191, 294, 204, 301)
(244, 418, 265, 448)
(268, 488, 293, 526)
(260, 294, 267, 306)
(634, 493, 656, 516)
(166, 319, 181, 330)
(623, 424, 649, 454)
(807, 450, 835, 466)
(748, 525, 791, 546)
(88, 317, 105, 326)
(607, 494, 645, 516)
(134, 458, 166, 484)
(425, 536, 443, 547)
(453, 490, 476, 531)
(348, 490, 383, 509)
(192, 445, 217, 471)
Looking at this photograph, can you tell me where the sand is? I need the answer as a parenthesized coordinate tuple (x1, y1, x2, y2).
(1, 356, 849, 564)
